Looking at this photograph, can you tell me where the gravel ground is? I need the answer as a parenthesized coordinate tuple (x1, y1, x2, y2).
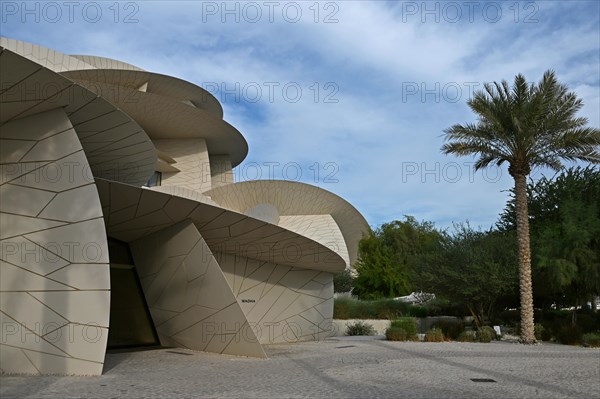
(1, 338, 598, 399)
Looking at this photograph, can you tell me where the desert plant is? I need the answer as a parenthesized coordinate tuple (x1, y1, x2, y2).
(433, 320, 465, 340)
(457, 330, 477, 342)
(581, 333, 600, 348)
(333, 298, 412, 320)
(534, 323, 546, 341)
(556, 325, 583, 345)
(345, 321, 375, 336)
(424, 328, 445, 342)
(385, 327, 419, 341)
(477, 326, 496, 343)
(390, 317, 418, 337)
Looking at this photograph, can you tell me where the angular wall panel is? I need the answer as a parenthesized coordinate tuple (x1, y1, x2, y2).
(0, 108, 110, 376)
(129, 219, 266, 358)
(216, 253, 335, 344)
(152, 139, 212, 193)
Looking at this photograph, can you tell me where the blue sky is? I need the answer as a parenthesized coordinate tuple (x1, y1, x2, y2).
(2, 0, 599, 230)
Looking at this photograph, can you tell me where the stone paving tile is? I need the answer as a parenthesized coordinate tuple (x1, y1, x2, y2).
(1, 340, 598, 398)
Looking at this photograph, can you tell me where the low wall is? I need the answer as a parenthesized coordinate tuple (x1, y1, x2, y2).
(332, 316, 463, 336)
(331, 319, 390, 336)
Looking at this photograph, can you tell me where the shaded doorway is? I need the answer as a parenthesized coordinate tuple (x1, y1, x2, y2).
(107, 239, 160, 349)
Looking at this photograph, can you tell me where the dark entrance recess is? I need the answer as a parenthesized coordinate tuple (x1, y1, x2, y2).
(107, 238, 160, 349)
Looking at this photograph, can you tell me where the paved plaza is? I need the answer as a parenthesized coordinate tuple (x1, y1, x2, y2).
(1, 338, 598, 398)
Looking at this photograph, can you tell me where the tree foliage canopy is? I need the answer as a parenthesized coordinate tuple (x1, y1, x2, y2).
(499, 167, 600, 307)
(352, 216, 441, 299)
(415, 224, 518, 326)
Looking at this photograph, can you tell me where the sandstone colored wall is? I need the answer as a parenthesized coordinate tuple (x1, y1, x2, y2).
(0, 108, 110, 375)
(216, 253, 334, 344)
(129, 220, 266, 358)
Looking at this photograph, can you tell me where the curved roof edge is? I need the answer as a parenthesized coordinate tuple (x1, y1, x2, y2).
(0, 44, 157, 186)
(98, 179, 347, 273)
(0, 36, 95, 72)
(70, 55, 145, 71)
(205, 180, 370, 267)
(60, 69, 224, 120)
(68, 79, 248, 167)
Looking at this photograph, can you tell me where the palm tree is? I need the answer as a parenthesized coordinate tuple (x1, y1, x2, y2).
(441, 70, 600, 344)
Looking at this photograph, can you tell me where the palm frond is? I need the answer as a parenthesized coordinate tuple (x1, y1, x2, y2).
(441, 69, 600, 175)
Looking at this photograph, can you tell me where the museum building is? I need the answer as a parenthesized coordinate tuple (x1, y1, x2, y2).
(0, 38, 369, 375)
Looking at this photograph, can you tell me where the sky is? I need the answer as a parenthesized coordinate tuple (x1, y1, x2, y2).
(2, 0, 599, 230)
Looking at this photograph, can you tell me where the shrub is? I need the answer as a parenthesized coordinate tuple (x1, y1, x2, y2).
(406, 305, 433, 318)
(433, 320, 465, 340)
(581, 333, 600, 348)
(534, 324, 546, 341)
(576, 313, 600, 333)
(424, 328, 445, 342)
(386, 317, 419, 341)
(477, 326, 496, 343)
(334, 297, 351, 319)
(345, 321, 375, 336)
(539, 323, 554, 341)
(556, 325, 582, 345)
(333, 297, 468, 320)
(385, 327, 419, 341)
(457, 330, 477, 342)
(390, 317, 418, 337)
(333, 298, 411, 320)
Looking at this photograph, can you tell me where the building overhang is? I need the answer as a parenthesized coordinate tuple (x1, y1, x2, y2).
(97, 179, 347, 273)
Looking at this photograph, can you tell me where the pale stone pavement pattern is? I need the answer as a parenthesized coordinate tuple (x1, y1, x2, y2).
(1, 339, 598, 399)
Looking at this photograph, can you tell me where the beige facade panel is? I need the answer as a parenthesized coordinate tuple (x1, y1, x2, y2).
(149, 185, 219, 206)
(129, 220, 266, 358)
(206, 180, 370, 266)
(209, 155, 234, 190)
(69, 55, 145, 72)
(68, 79, 248, 167)
(217, 253, 334, 344)
(278, 214, 350, 267)
(61, 69, 223, 118)
(0, 47, 157, 187)
(0, 108, 110, 376)
(152, 139, 212, 193)
(0, 37, 95, 73)
(97, 179, 346, 273)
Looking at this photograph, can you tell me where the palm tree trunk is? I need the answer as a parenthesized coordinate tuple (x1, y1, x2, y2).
(514, 173, 536, 344)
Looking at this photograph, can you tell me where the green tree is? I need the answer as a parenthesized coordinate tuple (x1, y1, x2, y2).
(442, 70, 600, 343)
(499, 167, 600, 313)
(353, 216, 441, 299)
(416, 225, 518, 327)
(333, 269, 354, 293)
